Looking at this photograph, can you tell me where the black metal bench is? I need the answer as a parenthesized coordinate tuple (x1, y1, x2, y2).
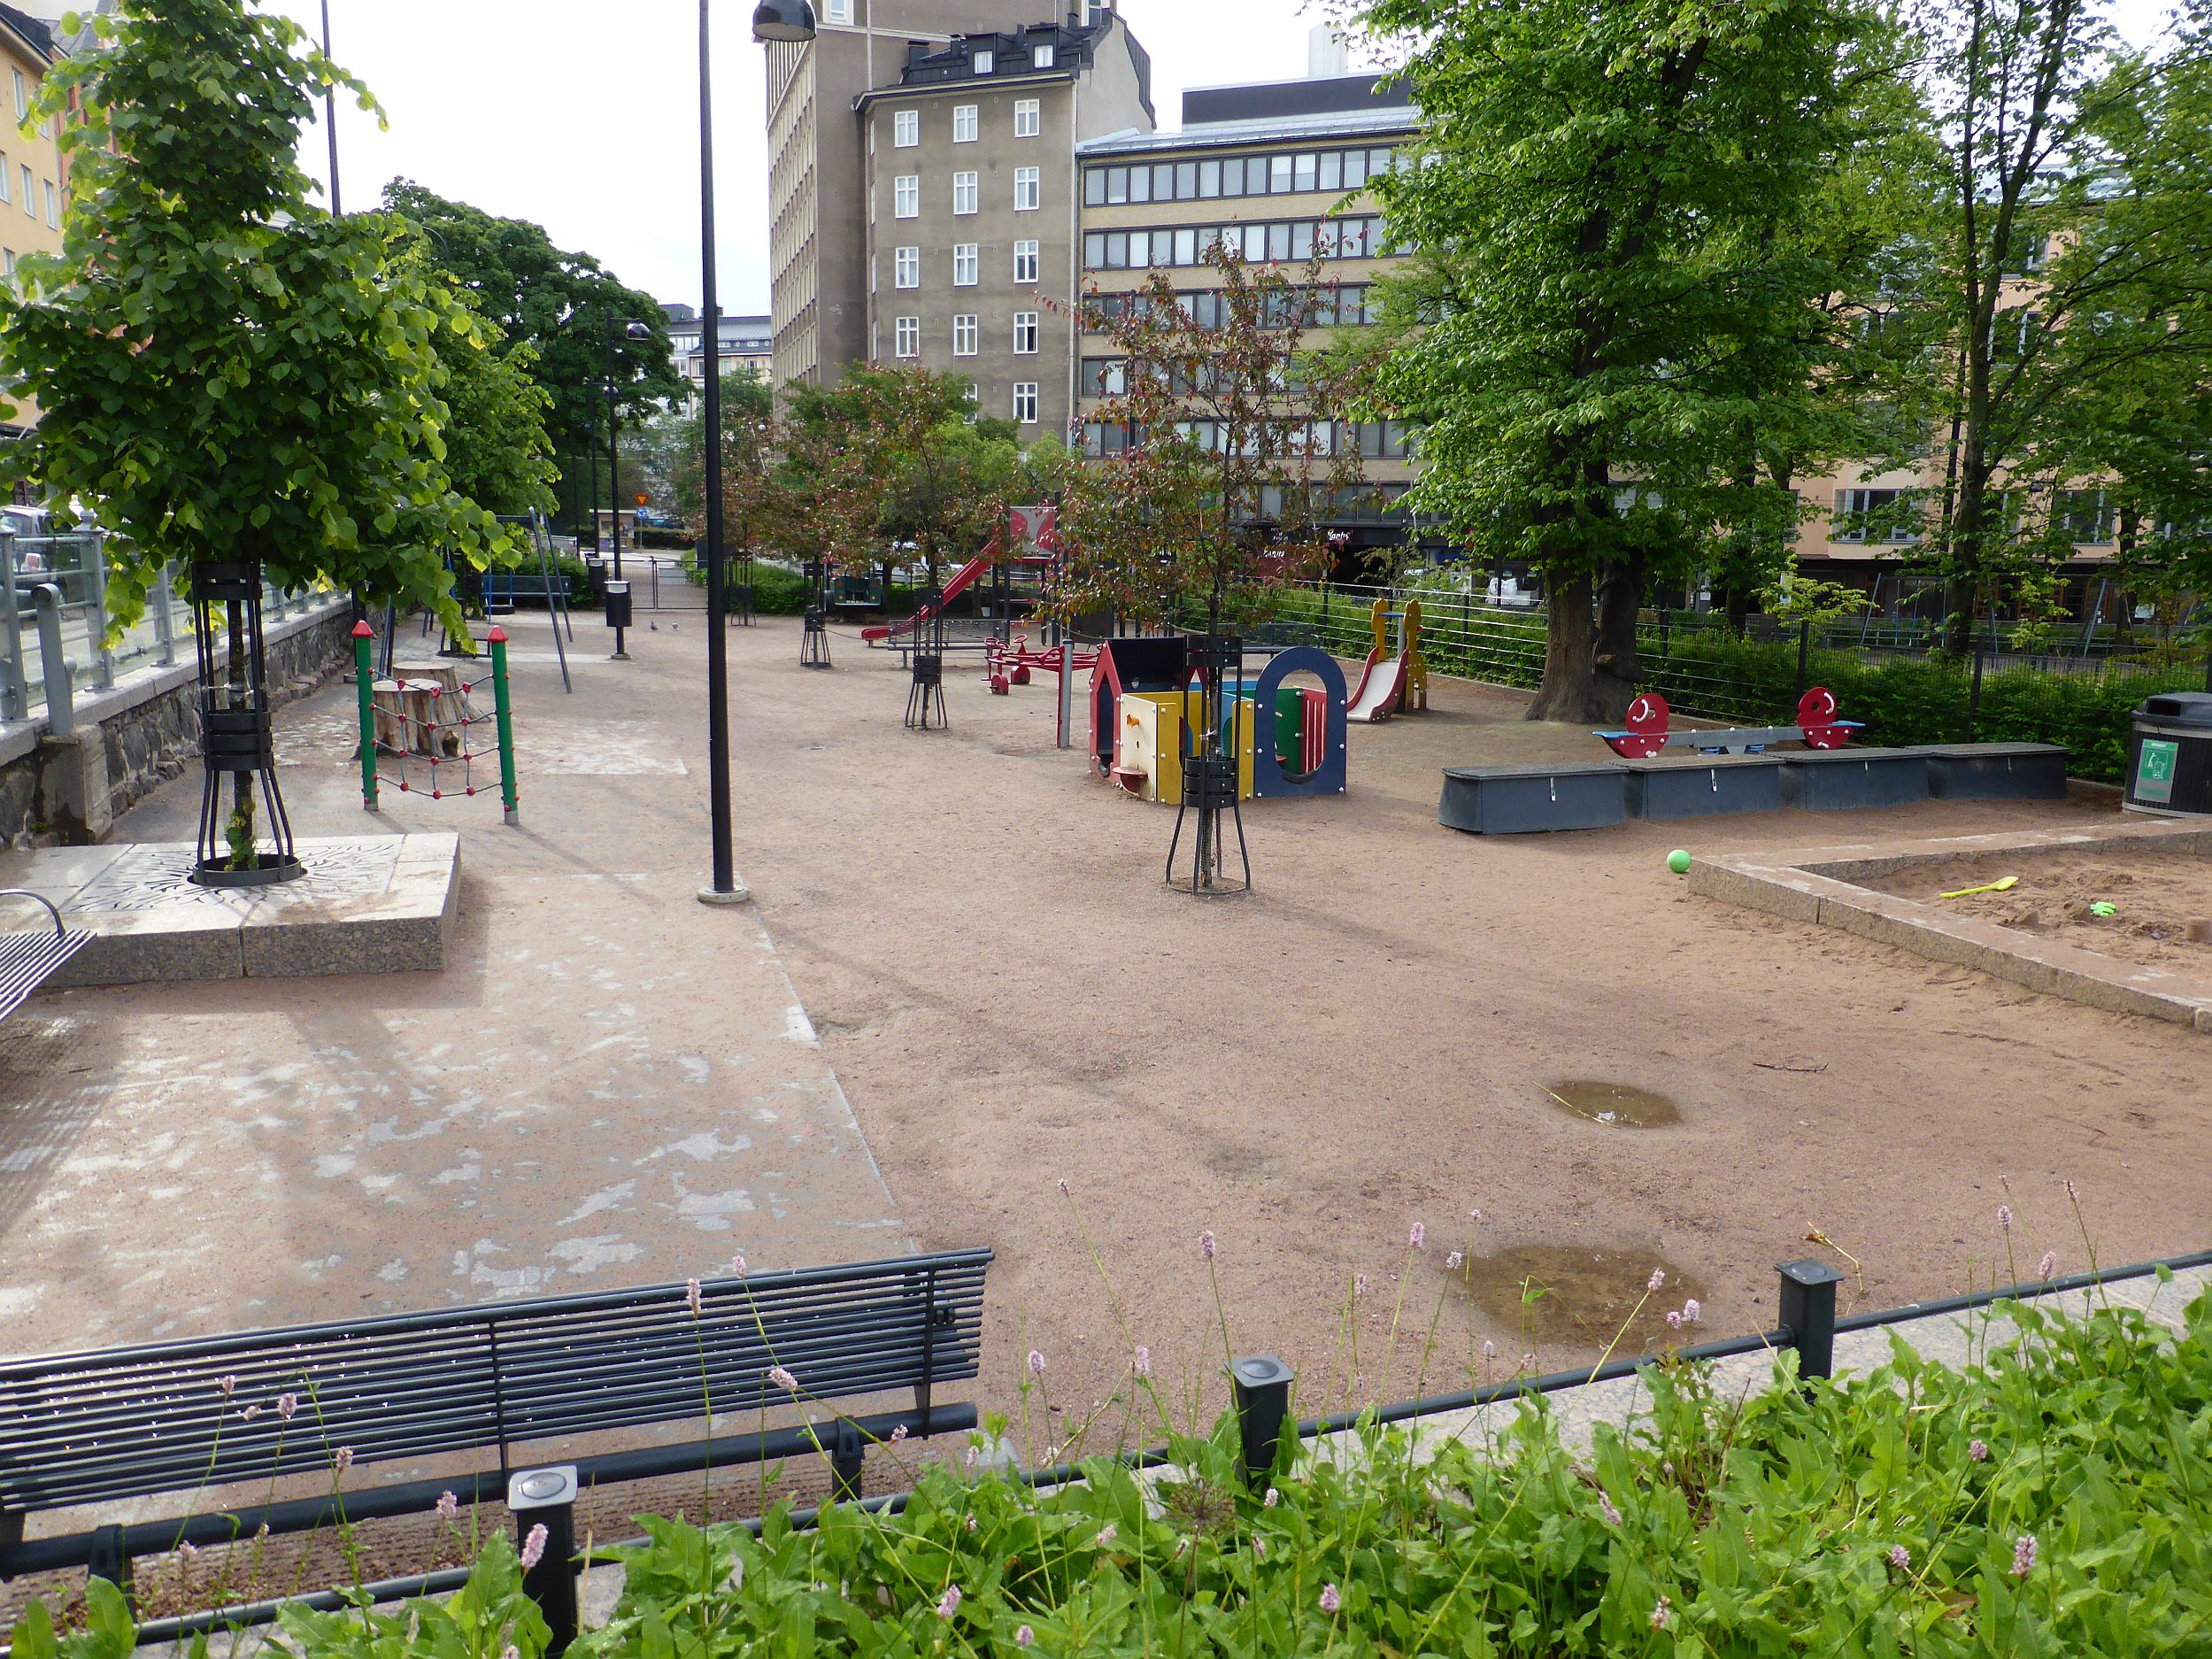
(0, 1248, 990, 1597)
(0, 891, 91, 1021)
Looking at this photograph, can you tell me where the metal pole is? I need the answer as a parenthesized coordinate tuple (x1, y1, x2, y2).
(89, 535, 114, 690)
(33, 583, 72, 735)
(0, 529, 25, 720)
(698, 0, 744, 903)
(319, 0, 342, 214)
(606, 349, 628, 660)
(155, 559, 176, 666)
(353, 621, 378, 810)
(489, 625, 520, 827)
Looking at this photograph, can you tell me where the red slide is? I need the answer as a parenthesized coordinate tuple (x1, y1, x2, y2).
(859, 544, 998, 643)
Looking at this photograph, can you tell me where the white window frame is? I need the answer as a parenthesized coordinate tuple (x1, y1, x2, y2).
(44, 180, 56, 228)
(893, 110, 919, 148)
(18, 169, 29, 219)
(952, 104, 978, 143)
(952, 243, 979, 286)
(1014, 166, 1040, 212)
(953, 314, 979, 357)
(894, 174, 919, 218)
(822, 0, 851, 20)
(10, 71, 22, 123)
(895, 316, 921, 359)
(1013, 239, 1038, 283)
(1014, 311, 1039, 354)
(1013, 382, 1039, 424)
(973, 49, 995, 73)
(1032, 44, 1054, 69)
(1014, 98, 1041, 138)
(0, 158, 12, 205)
(952, 171, 979, 215)
(894, 245, 920, 289)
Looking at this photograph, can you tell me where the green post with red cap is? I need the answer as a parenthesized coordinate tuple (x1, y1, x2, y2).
(352, 620, 378, 811)
(489, 626, 519, 826)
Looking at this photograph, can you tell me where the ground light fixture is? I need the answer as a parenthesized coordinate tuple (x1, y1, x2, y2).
(697, 0, 817, 907)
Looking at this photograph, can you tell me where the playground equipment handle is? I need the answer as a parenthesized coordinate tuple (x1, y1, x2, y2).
(353, 621, 378, 811)
(489, 627, 520, 827)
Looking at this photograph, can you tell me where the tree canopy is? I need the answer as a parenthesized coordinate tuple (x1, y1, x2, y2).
(0, 0, 512, 634)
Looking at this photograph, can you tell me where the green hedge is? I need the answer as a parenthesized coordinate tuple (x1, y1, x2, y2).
(1270, 587, 2201, 783)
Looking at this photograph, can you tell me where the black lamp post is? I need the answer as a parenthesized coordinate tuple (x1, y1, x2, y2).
(604, 318, 653, 660)
(696, 0, 816, 907)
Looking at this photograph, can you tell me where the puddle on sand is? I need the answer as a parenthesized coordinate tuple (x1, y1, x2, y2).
(1457, 1245, 1706, 1354)
(1544, 1080, 1683, 1129)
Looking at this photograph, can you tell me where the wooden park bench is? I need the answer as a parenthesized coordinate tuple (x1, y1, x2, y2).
(0, 1248, 991, 1599)
(0, 890, 91, 1022)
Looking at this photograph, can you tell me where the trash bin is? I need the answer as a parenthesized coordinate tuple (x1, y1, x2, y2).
(603, 581, 632, 630)
(2124, 691, 2212, 815)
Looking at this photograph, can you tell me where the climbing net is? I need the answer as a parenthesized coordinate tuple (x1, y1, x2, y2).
(368, 672, 502, 801)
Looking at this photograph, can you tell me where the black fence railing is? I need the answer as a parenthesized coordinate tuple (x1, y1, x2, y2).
(60, 1245, 2210, 1654)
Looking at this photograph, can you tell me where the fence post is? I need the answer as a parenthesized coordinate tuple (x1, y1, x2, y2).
(1777, 1260, 1844, 1385)
(1793, 621, 1811, 701)
(1229, 1354, 1295, 1488)
(508, 1466, 580, 1657)
(829, 1421, 867, 1503)
(34, 583, 73, 737)
(353, 621, 379, 811)
(0, 529, 25, 720)
(85, 1524, 130, 1593)
(489, 625, 520, 827)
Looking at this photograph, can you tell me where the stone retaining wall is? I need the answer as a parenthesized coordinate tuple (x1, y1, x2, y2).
(0, 598, 353, 848)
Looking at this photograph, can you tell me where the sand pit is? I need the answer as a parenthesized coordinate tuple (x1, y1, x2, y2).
(1869, 849, 2212, 976)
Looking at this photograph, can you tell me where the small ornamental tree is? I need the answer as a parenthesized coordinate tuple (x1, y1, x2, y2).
(1053, 244, 1363, 890)
(0, 0, 519, 875)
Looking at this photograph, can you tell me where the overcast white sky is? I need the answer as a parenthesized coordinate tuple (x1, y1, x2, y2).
(254, 0, 1337, 318)
(252, 0, 2177, 319)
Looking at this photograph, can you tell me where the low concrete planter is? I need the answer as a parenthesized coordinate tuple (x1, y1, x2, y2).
(1439, 763, 1626, 835)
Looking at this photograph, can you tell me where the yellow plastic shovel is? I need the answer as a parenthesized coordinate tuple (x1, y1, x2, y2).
(1938, 876, 2019, 899)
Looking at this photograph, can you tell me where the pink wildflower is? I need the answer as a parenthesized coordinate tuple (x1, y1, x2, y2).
(1252, 1536, 1266, 1560)
(1969, 1439, 1990, 1462)
(1095, 1524, 1117, 1547)
(276, 1393, 297, 1421)
(1408, 1222, 1424, 1249)
(890, 1424, 908, 1445)
(1998, 1205, 2013, 1231)
(2038, 1250, 2057, 1281)
(1651, 1595, 1671, 1630)
(966, 1514, 979, 1532)
(435, 1491, 459, 1522)
(502, 1647, 519, 1659)
(2012, 1533, 2038, 1578)
(1445, 1250, 1464, 1271)
(1682, 1299, 1700, 1323)
(1482, 1339, 1496, 1361)
(240, 1404, 261, 1421)
(1199, 1230, 1216, 1261)
(685, 1278, 702, 1319)
(520, 1524, 548, 1570)
(1647, 1269, 1666, 1293)
(1888, 1544, 1911, 1572)
(768, 1365, 798, 1393)
(729, 1254, 747, 1277)
(217, 1375, 237, 1398)
(936, 1586, 960, 1620)
(1133, 1346, 1152, 1377)
(1319, 1583, 1340, 1614)
(1599, 1491, 1621, 1525)
(1469, 1208, 1481, 1222)
(1353, 1273, 1368, 1299)
(334, 1447, 353, 1472)
(1666, 1310, 1684, 1331)
(1263, 1487, 1279, 1509)
(1015, 1627, 1035, 1648)
(1028, 1349, 1046, 1379)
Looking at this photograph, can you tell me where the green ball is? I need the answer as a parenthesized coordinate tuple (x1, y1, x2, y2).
(1667, 849, 1692, 875)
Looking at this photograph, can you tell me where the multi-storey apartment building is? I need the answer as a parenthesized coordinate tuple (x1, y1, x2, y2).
(855, 8, 1152, 434)
(765, 0, 1111, 392)
(0, 3, 68, 439)
(661, 305, 775, 409)
(1073, 63, 1422, 566)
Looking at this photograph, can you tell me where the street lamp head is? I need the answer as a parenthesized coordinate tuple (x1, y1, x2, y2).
(751, 0, 816, 42)
(624, 320, 653, 342)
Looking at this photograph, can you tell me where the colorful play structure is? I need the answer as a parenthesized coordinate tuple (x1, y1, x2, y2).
(986, 629, 1098, 693)
(1349, 597, 1428, 722)
(1596, 689, 1861, 756)
(351, 622, 521, 826)
(1088, 637, 1349, 803)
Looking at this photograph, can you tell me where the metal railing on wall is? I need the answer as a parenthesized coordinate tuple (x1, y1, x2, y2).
(0, 530, 331, 731)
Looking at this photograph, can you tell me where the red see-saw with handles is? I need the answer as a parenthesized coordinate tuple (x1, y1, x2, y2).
(1598, 688, 1861, 758)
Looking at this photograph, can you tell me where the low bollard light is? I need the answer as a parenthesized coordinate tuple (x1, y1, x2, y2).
(1230, 1354, 1295, 1489)
(509, 1464, 580, 1655)
(1777, 1259, 1845, 1386)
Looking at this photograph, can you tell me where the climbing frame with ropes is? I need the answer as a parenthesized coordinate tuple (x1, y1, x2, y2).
(351, 622, 522, 825)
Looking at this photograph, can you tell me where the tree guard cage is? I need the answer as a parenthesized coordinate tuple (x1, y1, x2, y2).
(1167, 632, 1250, 895)
(905, 584, 948, 730)
(190, 561, 303, 889)
(800, 557, 831, 668)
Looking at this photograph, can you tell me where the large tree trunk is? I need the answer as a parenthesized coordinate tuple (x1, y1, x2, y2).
(1593, 554, 1646, 721)
(1527, 568, 1604, 721)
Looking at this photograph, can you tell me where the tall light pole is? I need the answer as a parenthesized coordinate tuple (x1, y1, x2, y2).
(698, 0, 815, 907)
(319, 0, 342, 213)
(605, 316, 653, 660)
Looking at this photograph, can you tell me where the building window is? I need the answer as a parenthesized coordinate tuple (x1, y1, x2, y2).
(953, 314, 978, 356)
(44, 181, 56, 228)
(894, 174, 919, 218)
(1014, 98, 1041, 138)
(2061, 489, 2114, 544)
(0, 158, 12, 204)
(894, 245, 920, 288)
(894, 110, 918, 147)
(10, 71, 22, 123)
(1013, 166, 1041, 212)
(1032, 43, 1055, 68)
(18, 168, 29, 218)
(953, 104, 978, 143)
(1831, 488, 1918, 544)
(953, 243, 979, 285)
(1013, 382, 1039, 423)
(895, 316, 921, 359)
(952, 171, 978, 214)
(1014, 312, 1038, 354)
(823, 0, 851, 19)
(973, 49, 995, 73)
(1014, 239, 1038, 283)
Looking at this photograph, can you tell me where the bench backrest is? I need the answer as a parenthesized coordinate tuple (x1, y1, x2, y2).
(0, 1249, 988, 1516)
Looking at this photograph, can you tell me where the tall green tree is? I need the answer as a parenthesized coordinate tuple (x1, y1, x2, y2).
(0, 0, 511, 630)
(430, 282, 560, 519)
(381, 181, 682, 529)
(1365, 0, 1891, 719)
